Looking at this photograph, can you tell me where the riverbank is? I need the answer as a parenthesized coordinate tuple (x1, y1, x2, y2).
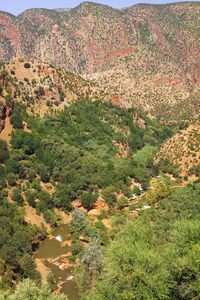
(34, 223, 80, 300)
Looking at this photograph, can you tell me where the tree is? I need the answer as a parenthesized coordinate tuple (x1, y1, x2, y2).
(84, 221, 171, 300)
(26, 190, 37, 207)
(70, 209, 86, 235)
(5, 93, 11, 105)
(5, 159, 25, 179)
(0, 279, 68, 300)
(39, 166, 50, 183)
(10, 112, 23, 129)
(0, 139, 9, 163)
(19, 254, 40, 280)
(0, 177, 6, 190)
(24, 63, 31, 69)
(78, 241, 103, 291)
(102, 186, 117, 206)
(12, 188, 24, 206)
(80, 191, 98, 210)
(0, 83, 3, 95)
(59, 90, 65, 102)
(117, 197, 128, 209)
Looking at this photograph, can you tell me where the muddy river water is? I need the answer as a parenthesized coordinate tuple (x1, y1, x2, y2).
(34, 224, 80, 300)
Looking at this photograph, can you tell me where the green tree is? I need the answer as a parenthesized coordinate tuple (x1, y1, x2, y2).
(24, 63, 31, 69)
(0, 139, 9, 163)
(80, 191, 98, 210)
(10, 113, 23, 129)
(0, 279, 68, 300)
(12, 188, 24, 206)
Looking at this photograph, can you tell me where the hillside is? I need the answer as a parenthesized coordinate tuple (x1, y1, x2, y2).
(0, 2, 200, 123)
(155, 123, 200, 178)
(0, 97, 173, 292)
(0, 2, 200, 299)
(0, 59, 112, 137)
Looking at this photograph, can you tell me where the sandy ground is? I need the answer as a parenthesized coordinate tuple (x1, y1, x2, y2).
(35, 258, 51, 282)
(102, 219, 112, 228)
(24, 204, 51, 231)
(41, 181, 55, 195)
(8, 60, 36, 82)
(0, 116, 13, 143)
(54, 208, 72, 224)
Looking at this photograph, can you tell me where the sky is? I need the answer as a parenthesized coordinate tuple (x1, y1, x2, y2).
(0, 0, 198, 15)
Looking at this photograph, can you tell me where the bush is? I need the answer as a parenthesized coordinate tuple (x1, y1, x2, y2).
(0, 178, 6, 190)
(10, 112, 23, 129)
(5, 159, 25, 179)
(70, 209, 86, 235)
(24, 63, 31, 69)
(35, 86, 45, 98)
(0, 279, 68, 300)
(43, 210, 59, 226)
(117, 197, 128, 209)
(6, 173, 18, 187)
(80, 191, 98, 210)
(71, 240, 84, 257)
(102, 186, 117, 207)
(133, 186, 141, 195)
(95, 221, 105, 230)
(12, 188, 24, 206)
(39, 166, 50, 183)
(0, 140, 9, 163)
(26, 190, 37, 207)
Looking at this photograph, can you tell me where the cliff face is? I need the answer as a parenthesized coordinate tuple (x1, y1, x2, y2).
(0, 2, 199, 123)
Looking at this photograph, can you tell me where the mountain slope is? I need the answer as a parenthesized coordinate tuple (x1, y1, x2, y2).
(0, 59, 110, 130)
(155, 123, 200, 177)
(0, 2, 200, 123)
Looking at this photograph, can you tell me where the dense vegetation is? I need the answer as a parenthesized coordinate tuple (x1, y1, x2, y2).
(0, 279, 68, 300)
(81, 180, 200, 299)
(0, 193, 46, 289)
(1, 99, 199, 300)
(6, 100, 171, 213)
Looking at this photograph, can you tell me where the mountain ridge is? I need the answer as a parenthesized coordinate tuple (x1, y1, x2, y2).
(0, 1, 199, 123)
(1, 1, 200, 16)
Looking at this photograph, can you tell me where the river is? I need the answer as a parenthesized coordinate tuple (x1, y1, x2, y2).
(34, 224, 80, 300)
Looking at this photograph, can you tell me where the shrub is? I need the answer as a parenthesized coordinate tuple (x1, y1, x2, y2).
(6, 173, 18, 187)
(102, 186, 117, 207)
(117, 197, 128, 209)
(26, 191, 37, 207)
(10, 112, 23, 129)
(12, 188, 24, 206)
(133, 186, 141, 195)
(0, 279, 68, 300)
(24, 63, 31, 69)
(0, 178, 6, 190)
(80, 191, 98, 210)
(0, 140, 9, 163)
(70, 209, 87, 235)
